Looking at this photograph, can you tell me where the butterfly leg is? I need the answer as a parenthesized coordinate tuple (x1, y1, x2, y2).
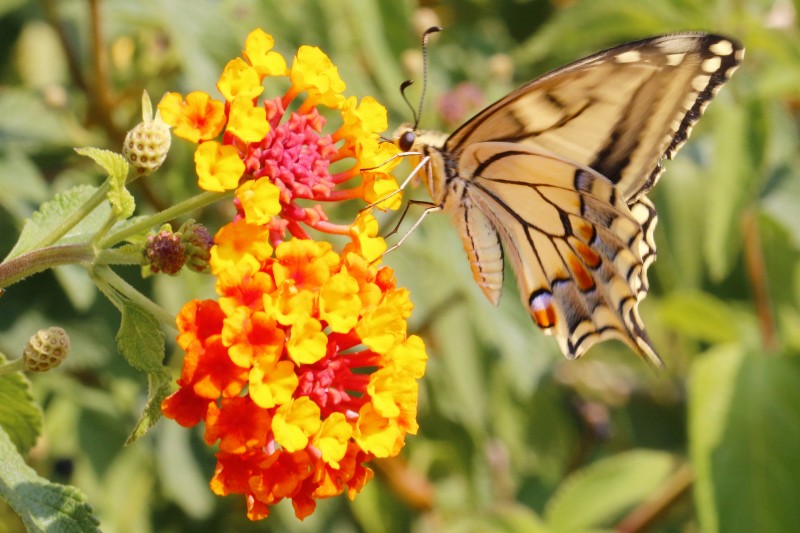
(384, 201, 442, 255)
(361, 150, 421, 171)
(359, 154, 429, 213)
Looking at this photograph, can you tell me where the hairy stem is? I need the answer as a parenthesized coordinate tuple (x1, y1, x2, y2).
(0, 244, 95, 289)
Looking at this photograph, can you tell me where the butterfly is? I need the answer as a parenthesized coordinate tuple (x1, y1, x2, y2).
(396, 32, 744, 366)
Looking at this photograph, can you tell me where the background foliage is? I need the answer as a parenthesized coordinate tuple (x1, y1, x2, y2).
(1, 0, 799, 531)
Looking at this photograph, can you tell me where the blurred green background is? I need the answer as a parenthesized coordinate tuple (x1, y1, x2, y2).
(2, 0, 800, 531)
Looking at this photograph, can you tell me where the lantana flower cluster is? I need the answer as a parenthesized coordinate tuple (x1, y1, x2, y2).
(158, 28, 402, 245)
(159, 29, 427, 521)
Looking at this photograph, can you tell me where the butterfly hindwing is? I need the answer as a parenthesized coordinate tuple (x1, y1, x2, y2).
(449, 193, 505, 305)
(629, 196, 658, 300)
(457, 142, 659, 363)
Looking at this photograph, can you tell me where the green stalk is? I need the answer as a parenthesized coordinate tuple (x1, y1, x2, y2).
(0, 358, 26, 376)
(91, 265, 176, 329)
(98, 190, 231, 248)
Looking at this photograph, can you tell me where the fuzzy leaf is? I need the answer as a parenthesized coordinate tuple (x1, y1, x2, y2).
(115, 300, 165, 374)
(0, 425, 101, 532)
(126, 370, 172, 444)
(75, 147, 134, 218)
(0, 355, 42, 454)
(4, 185, 109, 260)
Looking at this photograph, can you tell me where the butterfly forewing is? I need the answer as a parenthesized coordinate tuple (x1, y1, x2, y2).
(410, 32, 743, 364)
(445, 33, 744, 201)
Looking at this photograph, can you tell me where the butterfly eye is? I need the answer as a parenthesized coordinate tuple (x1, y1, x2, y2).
(398, 130, 416, 152)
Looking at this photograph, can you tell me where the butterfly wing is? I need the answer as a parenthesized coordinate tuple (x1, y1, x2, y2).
(412, 32, 742, 362)
(444, 33, 744, 201)
(451, 142, 660, 363)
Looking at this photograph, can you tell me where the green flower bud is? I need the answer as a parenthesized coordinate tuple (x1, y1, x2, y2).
(178, 220, 213, 274)
(123, 91, 171, 176)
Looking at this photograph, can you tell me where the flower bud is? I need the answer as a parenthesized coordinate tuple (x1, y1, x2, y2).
(144, 225, 186, 276)
(23, 327, 70, 372)
(123, 91, 171, 176)
(143, 221, 214, 276)
(178, 220, 213, 274)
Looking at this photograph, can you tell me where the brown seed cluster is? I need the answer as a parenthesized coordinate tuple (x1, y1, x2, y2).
(123, 119, 171, 176)
(23, 327, 70, 372)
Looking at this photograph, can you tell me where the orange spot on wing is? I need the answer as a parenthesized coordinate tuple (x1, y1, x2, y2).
(576, 222, 594, 243)
(568, 255, 595, 292)
(532, 307, 556, 329)
(575, 242, 601, 268)
(530, 291, 557, 329)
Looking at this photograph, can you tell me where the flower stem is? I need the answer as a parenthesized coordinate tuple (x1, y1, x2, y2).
(92, 210, 120, 247)
(99, 190, 231, 248)
(310, 220, 350, 235)
(0, 358, 26, 376)
(331, 167, 359, 184)
(326, 187, 364, 202)
(92, 265, 176, 329)
(0, 244, 95, 290)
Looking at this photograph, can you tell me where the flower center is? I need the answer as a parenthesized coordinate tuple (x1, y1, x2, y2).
(295, 336, 376, 418)
(245, 99, 338, 206)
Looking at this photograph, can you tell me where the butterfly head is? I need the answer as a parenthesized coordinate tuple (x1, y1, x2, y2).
(396, 126, 417, 153)
(393, 124, 447, 154)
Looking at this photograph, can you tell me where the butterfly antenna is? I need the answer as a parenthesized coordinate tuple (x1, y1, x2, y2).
(415, 26, 442, 129)
(400, 79, 418, 127)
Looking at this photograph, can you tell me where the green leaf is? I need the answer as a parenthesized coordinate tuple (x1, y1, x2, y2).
(125, 370, 171, 444)
(0, 88, 75, 152)
(0, 425, 101, 532)
(0, 355, 42, 454)
(4, 185, 109, 260)
(659, 291, 741, 344)
(544, 450, 677, 533)
(689, 346, 800, 533)
(116, 300, 165, 374)
(0, 153, 49, 222)
(764, 180, 800, 243)
(483, 505, 551, 533)
(53, 265, 97, 312)
(156, 421, 215, 519)
(704, 104, 752, 281)
(75, 147, 134, 218)
(435, 505, 553, 533)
